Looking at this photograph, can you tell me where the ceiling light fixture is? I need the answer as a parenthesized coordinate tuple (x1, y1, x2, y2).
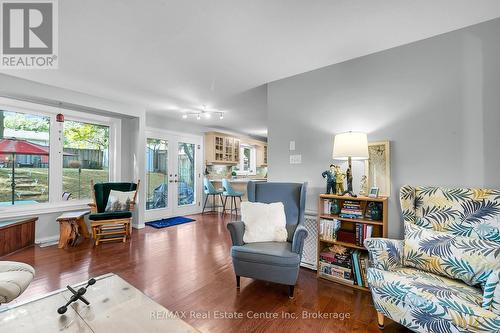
(180, 107, 226, 120)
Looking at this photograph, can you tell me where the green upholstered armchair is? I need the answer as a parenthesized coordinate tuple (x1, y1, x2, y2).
(88, 180, 140, 245)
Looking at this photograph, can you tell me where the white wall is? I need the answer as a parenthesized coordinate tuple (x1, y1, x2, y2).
(267, 18, 500, 238)
(0, 74, 146, 243)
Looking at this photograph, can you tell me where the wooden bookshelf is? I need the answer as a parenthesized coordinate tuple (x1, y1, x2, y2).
(316, 193, 388, 292)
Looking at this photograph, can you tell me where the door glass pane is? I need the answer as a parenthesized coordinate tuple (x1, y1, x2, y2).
(63, 120, 109, 200)
(0, 110, 50, 205)
(146, 138, 168, 210)
(177, 142, 195, 206)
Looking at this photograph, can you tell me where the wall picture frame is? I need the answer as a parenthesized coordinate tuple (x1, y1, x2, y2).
(368, 186, 380, 198)
(364, 140, 391, 197)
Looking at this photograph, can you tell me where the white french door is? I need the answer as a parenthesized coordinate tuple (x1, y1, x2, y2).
(144, 130, 202, 222)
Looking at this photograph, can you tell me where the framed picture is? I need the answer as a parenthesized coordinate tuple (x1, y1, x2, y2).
(368, 187, 379, 198)
(364, 140, 391, 197)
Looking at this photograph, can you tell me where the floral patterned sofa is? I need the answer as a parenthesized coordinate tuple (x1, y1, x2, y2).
(364, 185, 500, 332)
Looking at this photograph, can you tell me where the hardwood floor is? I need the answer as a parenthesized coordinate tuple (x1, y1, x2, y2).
(1, 213, 410, 333)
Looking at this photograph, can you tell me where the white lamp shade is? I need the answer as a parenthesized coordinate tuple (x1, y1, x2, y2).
(332, 132, 369, 160)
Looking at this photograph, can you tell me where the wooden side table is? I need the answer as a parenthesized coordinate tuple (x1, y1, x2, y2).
(56, 210, 90, 249)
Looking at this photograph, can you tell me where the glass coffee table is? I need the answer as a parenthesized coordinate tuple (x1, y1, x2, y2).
(0, 273, 199, 332)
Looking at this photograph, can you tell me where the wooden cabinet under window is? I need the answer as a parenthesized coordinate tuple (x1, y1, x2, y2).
(0, 217, 37, 256)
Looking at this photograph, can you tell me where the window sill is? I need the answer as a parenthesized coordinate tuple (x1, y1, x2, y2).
(0, 200, 92, 220)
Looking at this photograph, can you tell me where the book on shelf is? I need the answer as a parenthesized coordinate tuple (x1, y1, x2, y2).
(350, 250, 369, 288)
(323, 200, 332, 214)
(354, 223, 373, 246)
(319, 219, 341, 240)
(319, 261, 352, 280)
(319, 250, 352, 269)
(339, 200, 364, 218)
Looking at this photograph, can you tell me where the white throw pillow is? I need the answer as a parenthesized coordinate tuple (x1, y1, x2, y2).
(105, 190, 136, 212)
(241, 201, 288, 243)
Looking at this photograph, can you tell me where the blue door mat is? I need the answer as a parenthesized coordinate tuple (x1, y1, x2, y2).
(145, 216, 196, 229)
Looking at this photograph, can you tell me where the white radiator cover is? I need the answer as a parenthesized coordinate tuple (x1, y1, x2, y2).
(300, 212, 317, 270)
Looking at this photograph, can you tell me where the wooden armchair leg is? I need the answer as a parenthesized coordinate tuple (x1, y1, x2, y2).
(236, 275, 240, 288)
(289, 285, 295, 299)
(377, 312, 385, 330)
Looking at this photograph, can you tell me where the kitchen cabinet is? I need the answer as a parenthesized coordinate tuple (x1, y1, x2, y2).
(256, 144, 268, 166)
(205, 132, 266, 166)
(205, 132, 239, 164)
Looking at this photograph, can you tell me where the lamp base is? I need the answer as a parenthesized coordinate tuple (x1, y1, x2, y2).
(340, 190, 357, 197)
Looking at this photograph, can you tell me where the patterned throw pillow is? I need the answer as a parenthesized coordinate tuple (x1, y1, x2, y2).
(105, 190, 135, 212)
(404, 222, 500, 287)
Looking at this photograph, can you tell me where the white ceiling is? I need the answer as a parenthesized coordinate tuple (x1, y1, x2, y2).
(3, 0, 500, 137)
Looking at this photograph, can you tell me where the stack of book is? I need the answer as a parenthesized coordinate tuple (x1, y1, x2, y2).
(339, 200, 363, 219)
(323, 200, 333, 214)
(351, 250, 369, 288)
(355, 223, 374, 246)
(319, 246, 353, 285)
(319, 219, 341, 240)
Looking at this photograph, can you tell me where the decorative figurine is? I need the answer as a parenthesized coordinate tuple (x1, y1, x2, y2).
(345, 164, 353, 193)
(57, 278, 97, 314)
(321, 164, 337, 194)
(359, 175, 368, 196)
(330, 199, 341, 215)
(335, 165, 345, 194)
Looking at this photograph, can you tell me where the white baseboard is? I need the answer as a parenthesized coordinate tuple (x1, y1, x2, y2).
(35, 235, 59, 247)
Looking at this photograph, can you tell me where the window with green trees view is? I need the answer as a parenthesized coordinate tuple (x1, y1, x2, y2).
(63, 120, 110, 200)
(0, 110, 50, 205)
(0, 107, 113, 206)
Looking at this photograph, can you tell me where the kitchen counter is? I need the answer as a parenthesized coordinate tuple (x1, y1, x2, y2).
(209, 178, 267, 183)
(205, 179, 267, 209)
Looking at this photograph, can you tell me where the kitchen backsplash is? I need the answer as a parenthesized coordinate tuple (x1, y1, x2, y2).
(206, 165, 267, 179)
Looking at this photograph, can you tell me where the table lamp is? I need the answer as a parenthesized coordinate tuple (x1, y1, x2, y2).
(332, 132, 369, 197)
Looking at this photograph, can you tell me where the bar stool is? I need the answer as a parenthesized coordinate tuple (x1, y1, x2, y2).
(203, 178, 224, 214)
(222, 179, 244, 217)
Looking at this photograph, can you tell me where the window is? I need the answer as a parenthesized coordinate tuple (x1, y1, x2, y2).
(237, 145, 256, 175)
(0, 110, 50, 205)
(0, 98, 119, 214)
(63, 120, 110, 200)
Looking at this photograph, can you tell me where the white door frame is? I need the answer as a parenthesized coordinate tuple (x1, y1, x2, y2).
(144, 128, 203, 222)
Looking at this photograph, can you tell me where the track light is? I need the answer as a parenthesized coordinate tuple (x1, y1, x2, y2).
(219, 113, 224, 120)
(204, 112, 211, 119)
(182, 114, 188, 119)
(196, 113, 201, 120)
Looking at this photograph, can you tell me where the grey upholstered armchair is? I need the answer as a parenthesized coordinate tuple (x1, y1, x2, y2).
(227, 181, 308, 298)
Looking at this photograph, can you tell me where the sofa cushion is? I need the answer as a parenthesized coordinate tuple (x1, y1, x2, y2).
(482, 269, 500, 315)
(0, 261, 35, 304)
(231, 242, 300, 267)
(88, 211, 132, 221)
(105, 190, 136, 212)
(241, 201, 288, 243)
(93, 182, 137, 213)
(367, 266, 500, 332)
(401, 186, 500, 243)
(404, 222, 500, 287)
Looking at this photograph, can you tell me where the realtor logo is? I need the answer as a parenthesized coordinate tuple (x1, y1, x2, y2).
(1, 0, 58, 68)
